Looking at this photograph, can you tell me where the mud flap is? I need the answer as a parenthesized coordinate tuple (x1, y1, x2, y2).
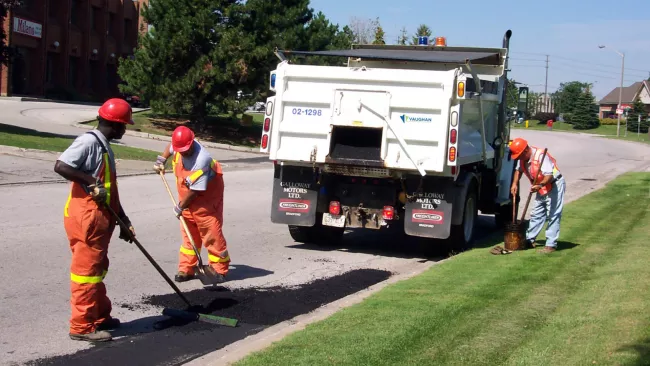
(270, 165, 318, 226)
(404, 179, 454, 239)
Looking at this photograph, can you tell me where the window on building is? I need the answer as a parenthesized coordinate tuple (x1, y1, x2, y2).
(88, 60, 99, 91)
(68, 56, 78, 87)
(48, 0, 57, 20)
(108, 13, 115, 36)
(90, 7, 102, 33)
(124, 19, 132, 41)
(45, 53, 54, 84)
(70, 0, 79, 27)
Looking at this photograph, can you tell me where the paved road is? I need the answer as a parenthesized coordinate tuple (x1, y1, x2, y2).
(0, 101, 650, 365)
(0, 99, 258, 161)
(2, 101, 650, 364)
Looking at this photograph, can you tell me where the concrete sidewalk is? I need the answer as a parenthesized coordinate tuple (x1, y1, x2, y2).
(0, 145, 155, 185)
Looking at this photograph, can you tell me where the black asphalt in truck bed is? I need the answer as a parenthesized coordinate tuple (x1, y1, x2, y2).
(27, 269, 392, 366)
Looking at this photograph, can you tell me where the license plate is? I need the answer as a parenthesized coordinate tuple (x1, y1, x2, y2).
(322, 213, 346, 227)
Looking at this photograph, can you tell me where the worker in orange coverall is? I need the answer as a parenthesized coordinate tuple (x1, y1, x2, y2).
(153, 126, 230, 283)
(54, 98, 137, 342)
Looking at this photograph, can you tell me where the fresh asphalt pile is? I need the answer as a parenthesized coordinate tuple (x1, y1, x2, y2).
(26, 269, 391, 366)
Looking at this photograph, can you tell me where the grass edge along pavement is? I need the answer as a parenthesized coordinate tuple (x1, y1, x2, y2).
(0, 123, 159, 161)
(79, 110, 265, 152)
(235, 172, 650, 366)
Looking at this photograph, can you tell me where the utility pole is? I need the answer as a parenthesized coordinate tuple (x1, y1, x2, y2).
(544, 55, 549, 112)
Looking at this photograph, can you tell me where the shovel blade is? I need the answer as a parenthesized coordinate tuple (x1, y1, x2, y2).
(196, 265, 225, 286)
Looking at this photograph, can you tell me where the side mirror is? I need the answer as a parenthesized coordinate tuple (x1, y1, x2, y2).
(518, 87, 529, 116)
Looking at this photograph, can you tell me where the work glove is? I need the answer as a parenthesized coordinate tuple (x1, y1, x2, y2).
(153, 155, 167, 174)
(173, 203, 185, 219)
(118, 216, 136, 243)
(88, 183, 107, 203)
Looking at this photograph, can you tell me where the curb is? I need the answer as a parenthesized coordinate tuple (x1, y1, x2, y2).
(73, 120, 264, 154)
(0, 171, 157, 187)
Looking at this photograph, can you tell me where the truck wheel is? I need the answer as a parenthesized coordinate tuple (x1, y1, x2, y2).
(450, 183, 478, 251)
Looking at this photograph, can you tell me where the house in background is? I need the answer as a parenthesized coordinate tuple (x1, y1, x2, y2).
(598, 81, 650, 119)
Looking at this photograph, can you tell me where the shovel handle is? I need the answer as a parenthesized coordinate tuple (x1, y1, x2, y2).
(158, 173, 206, 266)
(519, 148, 548, 222)
(104, 203, 192, 308)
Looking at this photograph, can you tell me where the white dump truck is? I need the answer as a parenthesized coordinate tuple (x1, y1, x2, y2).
(259, 30, 526, 249)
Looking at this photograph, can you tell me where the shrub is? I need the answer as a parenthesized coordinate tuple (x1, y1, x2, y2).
(532, 112, 558, 122)
(600, 118, 619, 125)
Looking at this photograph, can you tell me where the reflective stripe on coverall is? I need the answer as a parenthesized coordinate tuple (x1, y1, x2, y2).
(63, 147, 119, 334)
(172, 152, 230, 275)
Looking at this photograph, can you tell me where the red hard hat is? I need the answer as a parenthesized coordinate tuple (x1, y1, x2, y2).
(509, 137, 528, 159)
(171, 126, 195, 152)
(98, 98, 134, 124)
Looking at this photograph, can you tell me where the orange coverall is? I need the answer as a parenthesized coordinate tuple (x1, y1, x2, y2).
(172, 152, 230, 275)
(63, 147, 119, 335)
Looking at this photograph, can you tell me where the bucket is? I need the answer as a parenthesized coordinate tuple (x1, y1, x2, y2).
(504, 220, 527, 251)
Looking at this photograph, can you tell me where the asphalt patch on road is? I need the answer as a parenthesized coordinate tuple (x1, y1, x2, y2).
(27, 268, 391, 366)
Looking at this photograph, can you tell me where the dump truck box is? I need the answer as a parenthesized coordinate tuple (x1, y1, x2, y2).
(263, 62, 492, 176)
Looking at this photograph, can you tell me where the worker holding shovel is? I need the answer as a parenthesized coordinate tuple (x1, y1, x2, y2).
(54, 98, 137, 342)
(509, 137, 565, 253)
(153, 126, 230, 283)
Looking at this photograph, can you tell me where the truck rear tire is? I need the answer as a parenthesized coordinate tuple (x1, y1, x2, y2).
(450, 182, 478, 251)
(288, 214, 344, 245)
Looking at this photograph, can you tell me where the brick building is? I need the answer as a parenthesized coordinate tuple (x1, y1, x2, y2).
(1, 0, 148, 100)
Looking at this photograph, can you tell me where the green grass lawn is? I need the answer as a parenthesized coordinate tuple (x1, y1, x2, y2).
(236, 173, 650, 366)
(85, 110, 265, 147)
(0, 123, 159, 161)
(512, 120, 650, 144)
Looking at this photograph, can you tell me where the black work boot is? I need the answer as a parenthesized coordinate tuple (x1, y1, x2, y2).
(69, 330, 112, 342)
(97, 317, 121, 331)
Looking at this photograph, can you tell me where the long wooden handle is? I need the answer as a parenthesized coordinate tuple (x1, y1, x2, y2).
(519, 148, 548, 222)
(158, 173, 204, 256)
(104, 203, 192, 307)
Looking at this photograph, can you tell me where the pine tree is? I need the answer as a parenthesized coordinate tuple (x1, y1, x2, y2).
(0, 0, 22, 65)
(571, 90, 600, 130)
(397, 27, 408, 45)
(410, 24, 432, 45)
(372, 18, 385, 45)
(626, 97, 649, 133)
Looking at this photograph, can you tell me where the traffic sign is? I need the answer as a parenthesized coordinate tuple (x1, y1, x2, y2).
(616, 108, 624, 115)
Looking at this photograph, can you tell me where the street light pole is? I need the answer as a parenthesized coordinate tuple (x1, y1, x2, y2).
(599, 45, 625, 137)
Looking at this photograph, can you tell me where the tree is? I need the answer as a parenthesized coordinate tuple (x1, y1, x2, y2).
(410, 24, 432, 45)
(118, 0, 246, 126)
(0, 0, 22, 66)
(626, 97, 649, 133)
(553, 81, 589, 118)
(397, 27, 408, 45)
(348, 16, 378, 44)
(571, 89, 600, 130)
(372, 18, 385, 45)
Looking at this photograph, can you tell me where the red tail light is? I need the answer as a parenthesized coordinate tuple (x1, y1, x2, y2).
(451, 166, 457, 175)
(261, 134, 269, 149)
(450, 129, 457, 144)
(382, 206, 394, 220)
(264, 118, 271, 132)
(329, 201, 341, 215)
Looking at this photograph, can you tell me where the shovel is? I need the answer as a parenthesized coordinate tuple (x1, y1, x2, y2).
(158, 171, 224, 286)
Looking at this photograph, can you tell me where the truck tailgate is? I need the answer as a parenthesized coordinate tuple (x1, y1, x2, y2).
(269, 64, 457, 174)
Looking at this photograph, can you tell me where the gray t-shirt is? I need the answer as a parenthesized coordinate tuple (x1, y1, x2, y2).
(169, 140, 215, 191)
(58, 130, 116, 189)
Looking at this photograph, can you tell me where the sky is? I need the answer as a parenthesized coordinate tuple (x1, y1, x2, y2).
(308, 0, 650, 101)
